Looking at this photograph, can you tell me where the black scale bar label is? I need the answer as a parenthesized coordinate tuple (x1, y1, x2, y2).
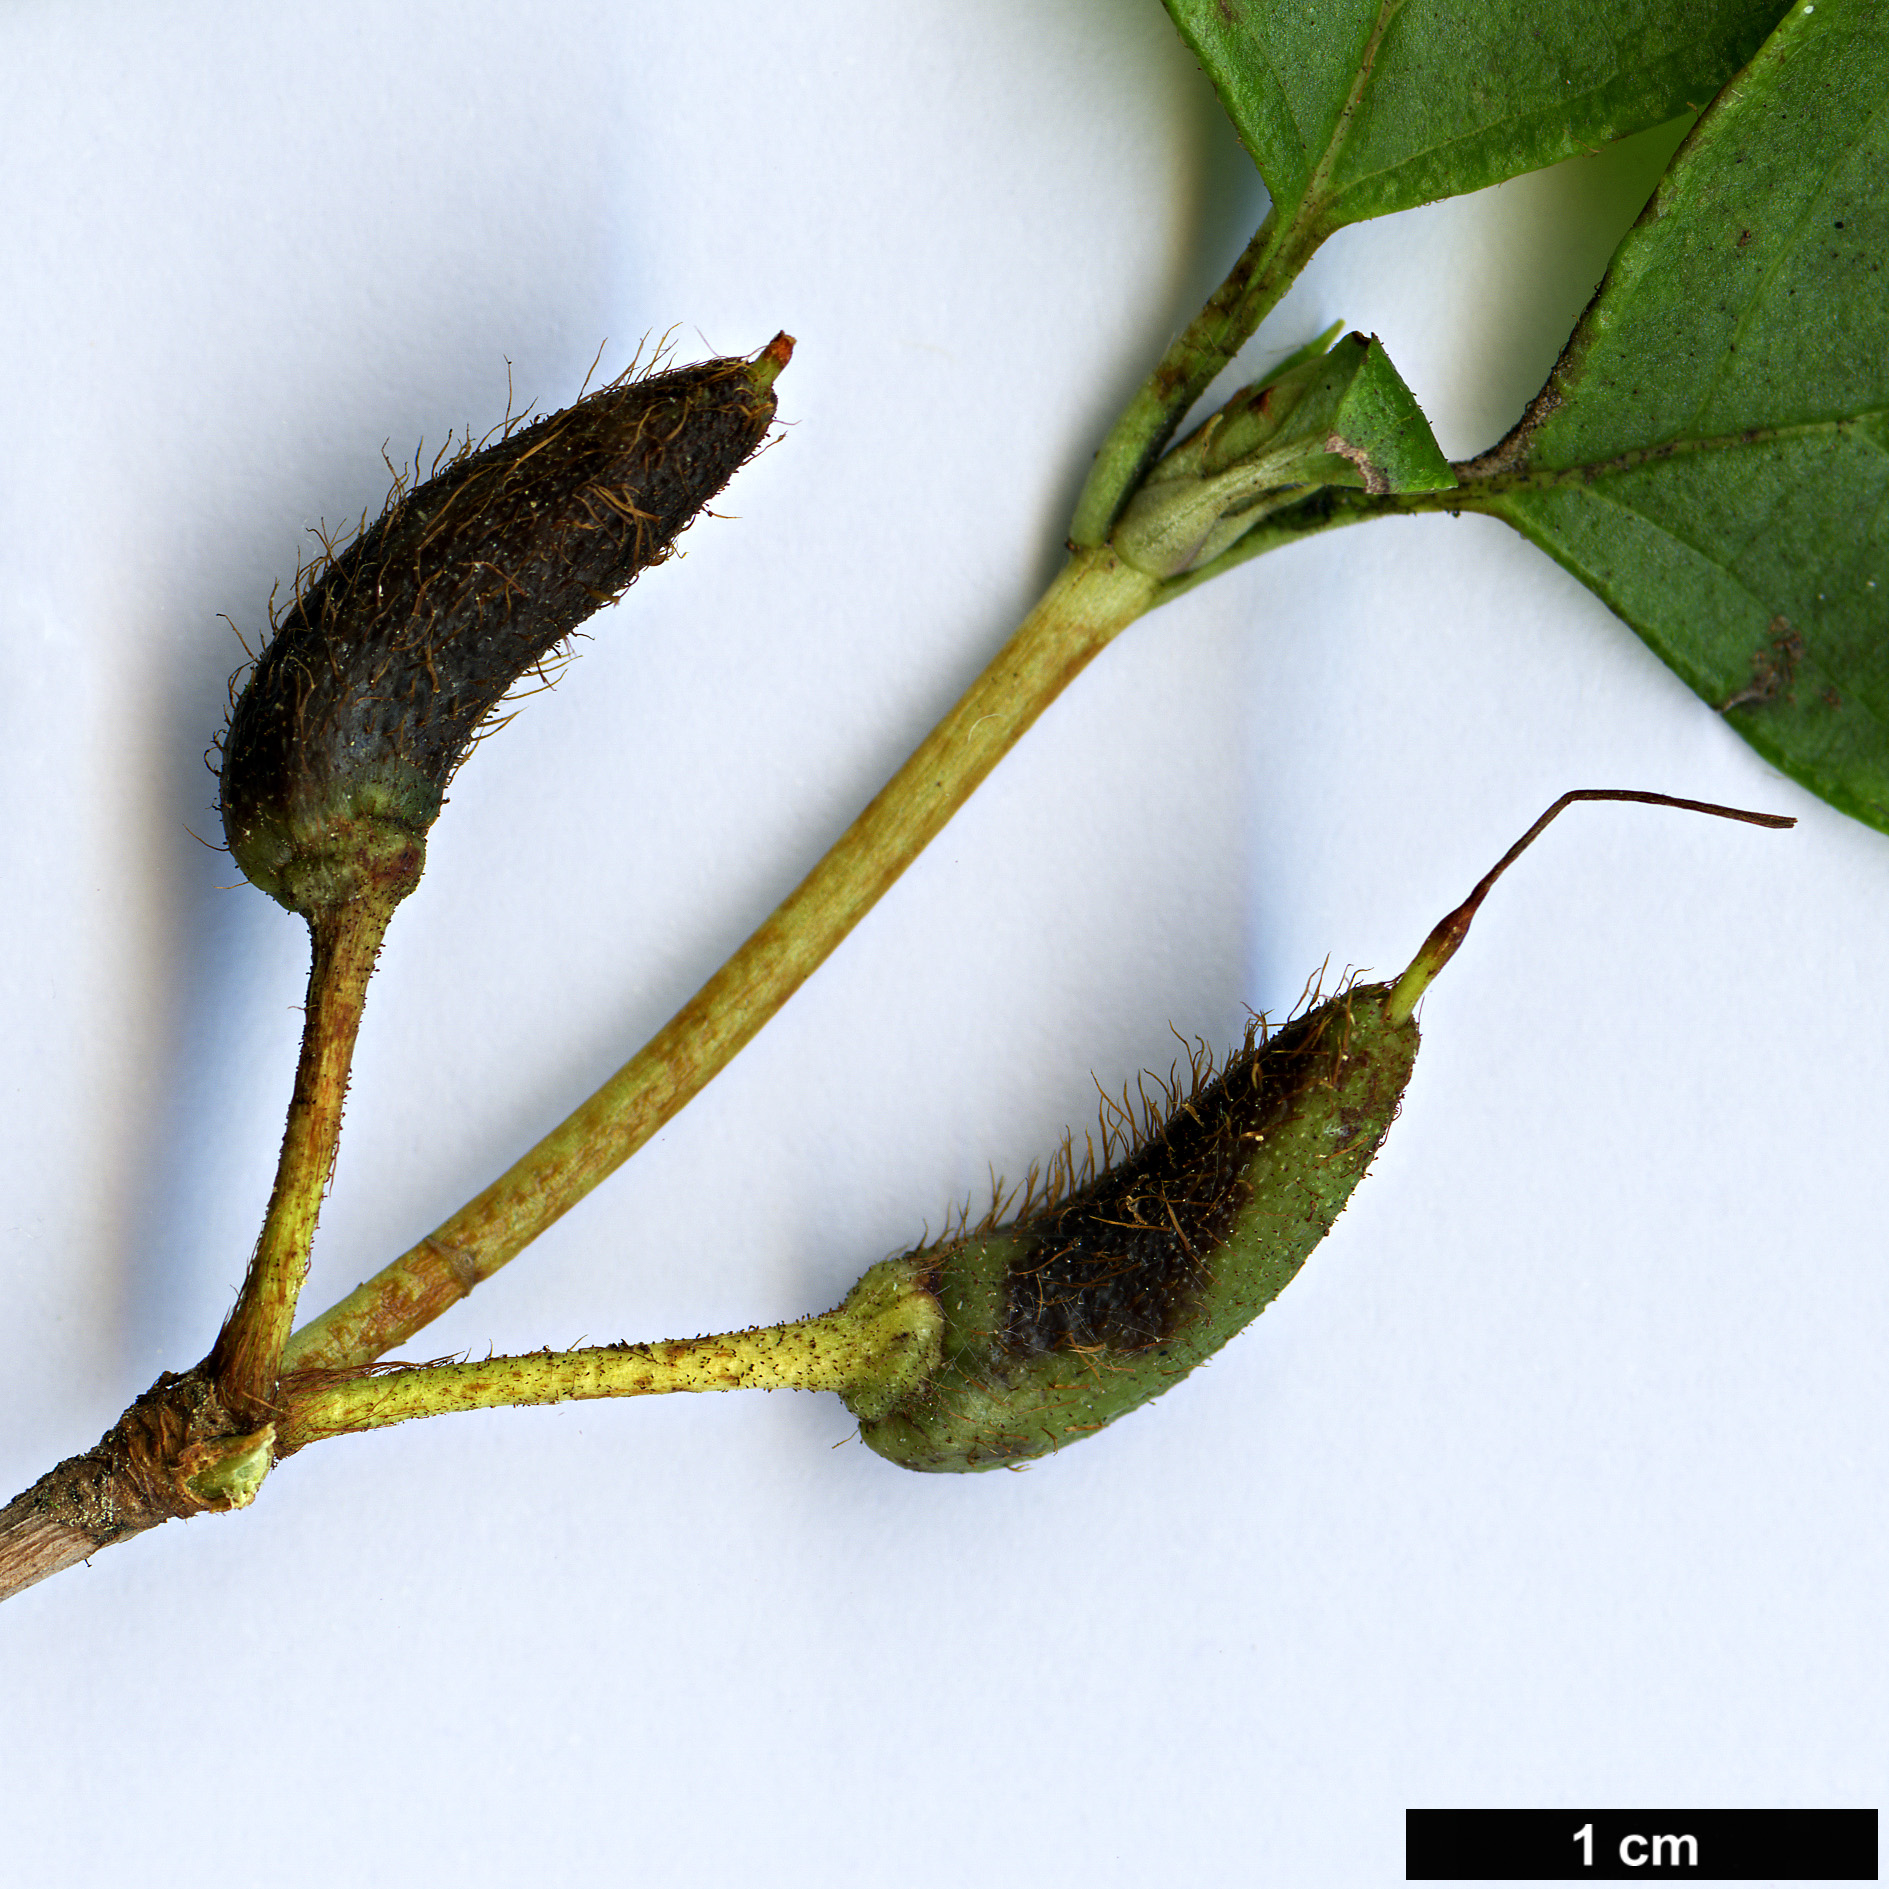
(1407, 1808, 1877, 1880)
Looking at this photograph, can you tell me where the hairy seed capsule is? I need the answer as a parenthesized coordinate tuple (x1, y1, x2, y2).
(220, 337, 790, 917)
(850, 790, 1792, 1474)
(851, 986, 1417, 1472)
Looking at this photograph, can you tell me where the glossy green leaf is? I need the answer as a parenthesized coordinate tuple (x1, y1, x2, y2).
(1162, 0, 1787, 233)
(1455, 0, 1889, 832)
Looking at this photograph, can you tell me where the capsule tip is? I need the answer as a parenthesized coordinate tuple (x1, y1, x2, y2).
(750, 332, 795, 390)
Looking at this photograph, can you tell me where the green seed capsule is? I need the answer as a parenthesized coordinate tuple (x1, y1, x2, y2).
(852, 986, 1416, 1471)
(220, 336, 791, 918)
(852, 790, 1793, 1473)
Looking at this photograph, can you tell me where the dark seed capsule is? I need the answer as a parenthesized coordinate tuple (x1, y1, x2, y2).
(220, 336, 791, 916)
(852, 986, 1418, 1472)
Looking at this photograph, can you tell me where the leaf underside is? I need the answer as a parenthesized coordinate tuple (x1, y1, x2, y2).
(1162, 0, 1788, 232)
(1462, 0, 1889, 832)
(1167, 0, 1886, 838)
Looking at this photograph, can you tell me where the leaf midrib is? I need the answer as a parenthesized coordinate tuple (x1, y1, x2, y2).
(1245, 0, 1403, 250)
(1320, 70, 1693, 213)
(1453, 410, 1888, 496)
(1292, 2, 1767, 225)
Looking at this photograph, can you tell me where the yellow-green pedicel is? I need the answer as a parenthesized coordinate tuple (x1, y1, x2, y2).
(851, 985, 1417, 1472)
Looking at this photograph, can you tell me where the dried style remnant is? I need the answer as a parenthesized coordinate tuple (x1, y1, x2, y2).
(220, 336, 790, 917)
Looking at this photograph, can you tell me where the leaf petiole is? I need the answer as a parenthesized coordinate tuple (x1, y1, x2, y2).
(1069, 207, 1315, 545)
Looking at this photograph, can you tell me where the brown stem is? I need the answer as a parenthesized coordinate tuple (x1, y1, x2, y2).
(0, 1492, 104, 1602)
(0, 1368, 270, 1603)
(0, 894, 389, 1600)
(208, 897, 392, 1421)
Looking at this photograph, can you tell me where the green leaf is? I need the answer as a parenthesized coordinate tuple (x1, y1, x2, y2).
(1324, 336, 1457, 495)
(1071, 0, 1786, 547)
(1455, 0, 1889, 833)
(1165, 0, 1788, 233)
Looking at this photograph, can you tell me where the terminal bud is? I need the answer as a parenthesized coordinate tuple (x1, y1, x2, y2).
(1111, 327, 1454, 578)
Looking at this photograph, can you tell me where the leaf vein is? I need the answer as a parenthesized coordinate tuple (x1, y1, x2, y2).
(1461, 411, 1886, 494)
(1296, 0, 1407, 230)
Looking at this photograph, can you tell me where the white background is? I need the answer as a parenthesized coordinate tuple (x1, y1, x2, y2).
(0, 3, 1881, 1883)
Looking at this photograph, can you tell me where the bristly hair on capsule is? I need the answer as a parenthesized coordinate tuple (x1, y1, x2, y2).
(858, 793, 1793, 1475)
(853, 964, 1413, 1473)
(218, 333, 791, 917)
(928, 967, 1367, 1360)
(938, 962, 1340, 1237)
